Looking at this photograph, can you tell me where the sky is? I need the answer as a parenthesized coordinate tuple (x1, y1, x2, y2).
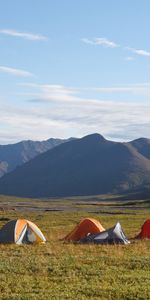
(0, 0, 150, 144)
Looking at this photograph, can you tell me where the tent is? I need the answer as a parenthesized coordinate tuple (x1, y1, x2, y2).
(137, 219, 150, 239)
(64, 218, 105, 241)
(0, 219, 46, 244)
(80, 222, 130, 245)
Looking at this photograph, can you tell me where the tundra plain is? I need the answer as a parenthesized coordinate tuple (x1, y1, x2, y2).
(0, 195, 150, 300)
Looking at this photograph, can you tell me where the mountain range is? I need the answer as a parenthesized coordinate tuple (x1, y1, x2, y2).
(0, 137, 72, 178)
(0, 133, 150, 198)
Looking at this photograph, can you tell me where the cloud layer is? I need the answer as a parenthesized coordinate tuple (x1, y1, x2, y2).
(1, 83, 150, 144)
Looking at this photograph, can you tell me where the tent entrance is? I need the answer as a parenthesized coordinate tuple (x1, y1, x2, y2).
(21, 226, 36, 244)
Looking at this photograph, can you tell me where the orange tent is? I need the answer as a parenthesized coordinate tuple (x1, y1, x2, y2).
(0, 219, 46, 244)
(64, 218, 105, 241)
(137, 219, 150, 239)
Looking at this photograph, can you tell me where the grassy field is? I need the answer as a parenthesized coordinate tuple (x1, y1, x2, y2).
(0, 195, 150, 300)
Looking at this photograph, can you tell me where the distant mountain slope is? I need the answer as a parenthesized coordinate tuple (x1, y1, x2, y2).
(0, 161, 8, 177)
(130, 138, 150, 160)
(0, 138, 73, 177)
(0, 133, 150, 198)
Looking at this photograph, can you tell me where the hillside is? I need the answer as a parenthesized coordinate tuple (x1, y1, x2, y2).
(0, 133, 150, 197)
(130, 138, 150, 160)
(0, 137, 72, 177)
(0, 161, 8, 178)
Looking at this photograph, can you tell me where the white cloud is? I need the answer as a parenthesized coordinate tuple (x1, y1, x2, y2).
(0, 66, 34, 77)
(94, 38, 118, 48)
(127, 47, 150, 57)
(0, 29, 48, 41)
(81, 37, 118, 48)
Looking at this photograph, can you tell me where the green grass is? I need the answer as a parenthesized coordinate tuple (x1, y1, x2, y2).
(0, 195, 150, 300)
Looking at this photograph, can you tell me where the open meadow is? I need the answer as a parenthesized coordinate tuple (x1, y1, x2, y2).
(0, 195, 150, 300)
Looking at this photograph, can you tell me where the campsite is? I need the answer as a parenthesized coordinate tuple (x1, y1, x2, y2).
(0, 195, 150, 300)
(1, 2, 150, 299)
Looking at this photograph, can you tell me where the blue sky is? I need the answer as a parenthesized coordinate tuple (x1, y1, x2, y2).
(0, 0, 150, 143)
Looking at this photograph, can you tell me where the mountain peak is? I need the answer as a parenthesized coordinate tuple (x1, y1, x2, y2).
(81, 133, 106, 143)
